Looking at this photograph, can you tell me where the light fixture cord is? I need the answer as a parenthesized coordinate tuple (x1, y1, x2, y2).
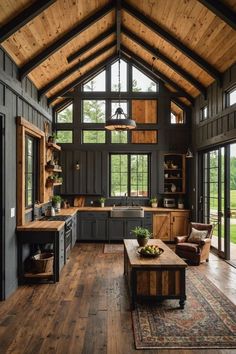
(118, 51, 121, 107)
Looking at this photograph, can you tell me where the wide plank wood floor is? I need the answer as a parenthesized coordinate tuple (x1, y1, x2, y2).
(0, 243, 236, 354)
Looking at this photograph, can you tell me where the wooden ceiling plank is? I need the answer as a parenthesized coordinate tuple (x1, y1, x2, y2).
(48, 54, 118, 105)
(122, 26, 207, 98)
(67, 25, 116, 63)
(122, 0, 222, 85)
(0, 0, 56, 43)
(197, 0, 236, 30)
(19, 2, 115, 80)
(39, 40, 116, 98)
(120, 47, 194, 105)
(116, 0, 121, 53)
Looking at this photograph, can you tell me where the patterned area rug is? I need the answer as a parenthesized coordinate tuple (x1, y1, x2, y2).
(132, 268, 236, 349)
(103, 244, 124, 254)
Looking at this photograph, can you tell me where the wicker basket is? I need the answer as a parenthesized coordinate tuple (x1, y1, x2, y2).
(32, 253, 54, 273)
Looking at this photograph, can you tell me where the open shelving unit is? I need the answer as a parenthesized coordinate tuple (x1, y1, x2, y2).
(163, 153, 186, 194)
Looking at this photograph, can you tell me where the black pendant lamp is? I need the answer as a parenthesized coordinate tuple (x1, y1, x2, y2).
(105, 56, 136, 131)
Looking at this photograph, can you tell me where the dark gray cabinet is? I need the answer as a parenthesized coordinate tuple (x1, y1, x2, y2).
(108, 218, 143, 241)
(78, 212, 108, 241)
(71, 214, 77, 247)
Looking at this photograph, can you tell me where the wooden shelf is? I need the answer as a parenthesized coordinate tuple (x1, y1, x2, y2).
(46, 181, 62, 187)
(165, 177, 183, 180)
(164, 168, 181, 171)
(46, 142, 61, 151)
(45, 166, 62, 172)
(163, 192, 185, 195)
(24, 272, 53, 278)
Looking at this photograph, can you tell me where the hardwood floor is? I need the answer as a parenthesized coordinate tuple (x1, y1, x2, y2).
(0, 243, 236, 354)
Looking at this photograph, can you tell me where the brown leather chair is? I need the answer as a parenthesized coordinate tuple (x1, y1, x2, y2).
(175, 222, 213, 265)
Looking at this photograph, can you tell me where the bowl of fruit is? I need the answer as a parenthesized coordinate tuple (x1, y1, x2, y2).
(137, 245, 164, 258)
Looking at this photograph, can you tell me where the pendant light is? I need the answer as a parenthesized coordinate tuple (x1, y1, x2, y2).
(105, 55, 136, 131)
(186, 148, 194, 158)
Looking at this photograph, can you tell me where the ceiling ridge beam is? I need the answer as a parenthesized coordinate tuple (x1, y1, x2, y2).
(48, 54, 118, 105)
(0, 0, 56, 43)
(19, 2, 115, 80)
(197, 0, 236, 31)
(116, 0, 121, 53)
(122, 26, 207, 98)
(39, 41, 116, 99)
(120, 46, 194, 105)
(67, 25, 116, 63)
(122, 0, 222, 85)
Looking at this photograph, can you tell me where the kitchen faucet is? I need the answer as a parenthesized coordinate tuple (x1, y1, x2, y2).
(124, 193, 128, 206)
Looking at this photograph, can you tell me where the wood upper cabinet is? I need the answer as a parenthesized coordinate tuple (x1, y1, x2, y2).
(170, 211, 190, 241)
(153, 211, 189, 242)
(153, 213, 170, 241)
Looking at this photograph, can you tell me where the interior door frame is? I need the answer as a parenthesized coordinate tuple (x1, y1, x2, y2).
(0, 114, 5, 300)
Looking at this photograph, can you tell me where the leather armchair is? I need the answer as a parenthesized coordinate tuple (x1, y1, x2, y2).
(175, 222, 213, 265)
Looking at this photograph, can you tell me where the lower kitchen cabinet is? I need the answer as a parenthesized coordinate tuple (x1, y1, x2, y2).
(153, 211, 189, 241)
(78, 212, 108, 241)
(109, 218, 143, 241)
(71, 214, 77, 247)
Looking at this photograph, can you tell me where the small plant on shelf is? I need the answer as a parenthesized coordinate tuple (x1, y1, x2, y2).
(52, 195, 62, 211)
(48, 132, 57, 144)
(99, 197, 106, 207)
(131, 226, 152, 247)
(150, 197, 158, 208)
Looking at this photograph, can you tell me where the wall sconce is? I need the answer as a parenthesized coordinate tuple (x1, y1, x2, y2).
(186, 148, 193, 159)
(75, 161, 80, 170)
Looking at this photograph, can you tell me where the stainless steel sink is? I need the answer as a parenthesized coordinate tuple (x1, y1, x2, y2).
(110, 206, 144, 218)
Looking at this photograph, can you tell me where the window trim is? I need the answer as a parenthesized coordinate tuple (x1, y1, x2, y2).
(17, 117, 45, 226)
(226, 85, 236, 108)
(25, 134, 39, 209)
(200, 105, 208, 121)
(109, 153, 150, 198)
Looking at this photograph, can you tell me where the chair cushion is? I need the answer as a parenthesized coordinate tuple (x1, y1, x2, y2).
(188, 227, 208, 243)
(176, 243, 199, 253)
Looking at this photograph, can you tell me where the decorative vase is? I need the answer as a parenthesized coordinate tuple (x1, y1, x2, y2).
(171, 183, 176, 193)
(151, 202, 158, 208)
(137, 238, 148, 247)
(101, 202, 104, 208)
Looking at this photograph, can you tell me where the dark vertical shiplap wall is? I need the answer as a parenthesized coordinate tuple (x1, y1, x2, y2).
(0, 48, 52, 299)
(191, 63, 236, 219)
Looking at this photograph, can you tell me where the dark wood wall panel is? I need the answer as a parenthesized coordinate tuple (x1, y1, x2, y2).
(0, 47, 52, 299)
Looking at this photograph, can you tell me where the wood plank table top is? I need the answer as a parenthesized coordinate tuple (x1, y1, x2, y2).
(124, 239, 187, 268)
(17, 220, 65, 232)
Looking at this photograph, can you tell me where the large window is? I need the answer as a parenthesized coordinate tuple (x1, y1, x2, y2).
(111, 59, 127, 91)
(226, 86, 236, 107)
(82, 100, 106, 123)
(57, 104, 73, 123)
(25, 135, 39, 208)
(82, 130, 106, 143)
(110, 154, 149, 197)
(132, 67, 157, 92)
(83, 70, 106, 92)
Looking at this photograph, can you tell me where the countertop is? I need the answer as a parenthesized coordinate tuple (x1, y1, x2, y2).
(76, 206, 189, 212)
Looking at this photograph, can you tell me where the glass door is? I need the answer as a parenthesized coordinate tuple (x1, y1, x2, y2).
(229, 144, 236, 265)
(202, 148, 225, 257)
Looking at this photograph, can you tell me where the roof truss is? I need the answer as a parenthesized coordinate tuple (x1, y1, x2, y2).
(122, 26, 207, 98)
(48, 54, 118, 105)
(39, 40, 116, 98)
(197, 0, 236, 30)
(122, 0, 222, 85)
(120, 46, 194, 105)
(0, 0, 56, 43)
(19, 2, 115, 80)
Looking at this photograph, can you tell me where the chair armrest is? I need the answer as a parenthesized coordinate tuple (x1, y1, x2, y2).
(175, 235, 188, 244)
(199, 238, 211, 246)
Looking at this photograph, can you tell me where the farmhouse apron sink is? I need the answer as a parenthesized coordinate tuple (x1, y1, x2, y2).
(110, 206, 144, 218)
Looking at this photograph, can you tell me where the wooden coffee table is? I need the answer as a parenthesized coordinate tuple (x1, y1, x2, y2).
(124, 239, 187, 309)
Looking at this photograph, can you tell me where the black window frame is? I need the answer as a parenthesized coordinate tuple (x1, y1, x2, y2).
(109, 153, 150, 198)
(200, 105, 208, 122)
(25, 134, 39, 209)
(226, 85, 236, 108)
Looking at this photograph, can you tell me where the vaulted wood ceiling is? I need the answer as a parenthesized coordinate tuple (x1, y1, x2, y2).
(0, 0, 235, 106)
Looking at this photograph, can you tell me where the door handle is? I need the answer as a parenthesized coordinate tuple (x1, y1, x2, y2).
(226, 208, 231, 218)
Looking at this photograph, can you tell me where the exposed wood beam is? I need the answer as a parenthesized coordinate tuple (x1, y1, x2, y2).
(67, 26, 116, 63)
(116, 0, 121, 53)
(48, 54, 118, 105)
(122, 26, 207, 98)
(39, 41, 116, 99)
(122, 0, 222, 85)
(172, 98, 191, 112)
(197, 0, 236, 30)
(0, 0, 56, 43)
(121, 46, 194, 105)
(19, 2, 115, 80)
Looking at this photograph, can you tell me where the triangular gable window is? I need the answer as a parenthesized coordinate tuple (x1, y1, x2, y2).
(132, 67, 157, 92)
(111, 59, 127, 92)
(83, 70, 106, 92)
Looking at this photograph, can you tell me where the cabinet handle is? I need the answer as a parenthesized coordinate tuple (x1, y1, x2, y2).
(173, 217, 175, 222)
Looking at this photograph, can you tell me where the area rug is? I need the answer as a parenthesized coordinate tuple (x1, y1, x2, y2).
(132, 267, 236, 349)
(103, 244, 124, 254)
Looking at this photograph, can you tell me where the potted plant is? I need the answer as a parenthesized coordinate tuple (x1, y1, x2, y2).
(52, 195, 62, 212)
(131, 226, 152, 247)
(99, 197, 106, 208)
(150, 197, 158, 208)
(178, 197, 184, 209)
(48, 132, 57, 144)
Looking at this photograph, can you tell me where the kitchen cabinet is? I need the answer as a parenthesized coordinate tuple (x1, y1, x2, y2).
(108, 218, 143, 241)
(153, 210, 189, 242)
(78, 212, 108, 241)
(71, 214, 77, 247)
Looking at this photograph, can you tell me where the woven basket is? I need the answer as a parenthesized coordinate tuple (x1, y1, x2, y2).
(32, 253, 54, 273)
